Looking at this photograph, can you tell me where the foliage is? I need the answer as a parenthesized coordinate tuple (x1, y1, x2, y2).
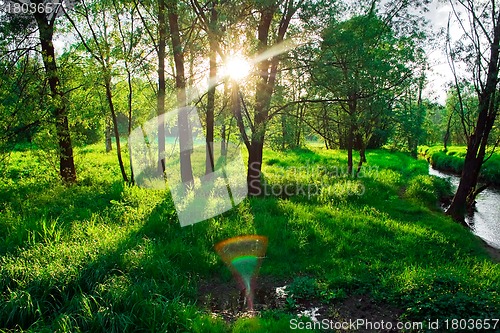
(286, 276, 319, 301)
(422, 102, 447, 145)
(390, 91, 428, 156)
(309, 12, 425, 172)
(0, 56, 49, 149)
(443, 83, 478, 146)
(397, 269, 499, 322)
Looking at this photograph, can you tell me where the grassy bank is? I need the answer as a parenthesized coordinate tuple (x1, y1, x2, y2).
(0, 145, 499, 332)
(419, 145, 500, 185)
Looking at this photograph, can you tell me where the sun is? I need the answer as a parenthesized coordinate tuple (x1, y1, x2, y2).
(223, 55, 251, 81)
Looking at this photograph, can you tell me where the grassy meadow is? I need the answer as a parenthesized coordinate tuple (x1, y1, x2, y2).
(0, 144, 499, 332)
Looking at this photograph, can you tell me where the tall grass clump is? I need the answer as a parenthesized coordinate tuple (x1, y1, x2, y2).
(405, 175, 452, 208)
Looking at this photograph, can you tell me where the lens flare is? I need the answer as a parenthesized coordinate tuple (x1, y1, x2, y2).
(215, 235, 268, 311)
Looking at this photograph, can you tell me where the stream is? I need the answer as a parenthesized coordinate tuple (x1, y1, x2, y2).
(429, 166, 500, 249)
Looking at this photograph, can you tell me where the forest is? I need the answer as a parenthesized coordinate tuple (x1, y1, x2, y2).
(1, 0, 500, 332)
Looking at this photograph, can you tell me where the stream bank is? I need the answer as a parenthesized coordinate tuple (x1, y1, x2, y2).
(429, 166, 500, 251)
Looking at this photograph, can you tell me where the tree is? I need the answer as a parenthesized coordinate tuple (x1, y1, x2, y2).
(111, 0, 144, 184)
(0, 1, 78, 182)
(166, 0, 194, 183)
(190, 0, 220, 174)
(391, 75, 428, 156)
(446, 0, 500, 222)
(0, 49, 48, 150)
(240, 0, 304, 195)
(64, 0, 131, 182)
(157, 0, 167, 175)
(443, 82, 478, 147)
(313, 13, 418, 174)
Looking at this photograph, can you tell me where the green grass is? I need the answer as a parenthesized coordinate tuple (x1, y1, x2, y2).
(0, 144, 499, 332)
(419, 145, 500, 185)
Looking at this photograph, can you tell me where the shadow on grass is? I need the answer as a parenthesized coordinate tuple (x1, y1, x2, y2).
(0, 178, 125, 255)
(0, 189, 237, 331)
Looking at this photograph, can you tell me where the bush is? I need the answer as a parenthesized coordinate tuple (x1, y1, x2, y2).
(430, 152, 463, 174)
(286, 276, 319, 301)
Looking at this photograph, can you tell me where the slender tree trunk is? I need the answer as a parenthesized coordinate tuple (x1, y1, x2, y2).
(157, 0, 167, 174)
(205, 2, 218, 174)
(347, 98, 356, 176)
(220, 82, 229, 158)
(112, 0, 135, 183)
(281, 113, 287, 150)
(296, 103, 304, 147)
(221, 123, 227, 157)
(167, 0, 193, 183)
(347, 131, 353, 175)
(126, 68, 134, 184)
(356, 145, 367, 177)
(104, 76, 129, 183)
(443, 111, 453, 150)
(106, 117, 113, 152)
(34, 13, 76, 183)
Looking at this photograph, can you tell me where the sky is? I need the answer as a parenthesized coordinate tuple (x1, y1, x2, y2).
(421, 0, 469, 105)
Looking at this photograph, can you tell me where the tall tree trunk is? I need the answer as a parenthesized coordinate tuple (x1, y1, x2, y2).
(205, 1, 218, 174)
(106, 117, 113, 152)
(443, 111, 453, 150)
(240, 1, 297, 195)
(247, 140, 264, 195)
(347, 98, 356, 176)
(104, 75, 129, 183)
(126, 68, 134, 184)
(347, 130, 353, 175)
(296, 103, 304, 147)
(281, 112, 287, 150)
(157, 0, 167, 174)
(247, 4, 276, 196)
(167, 0, 193, 183)
(34, 13, 76, 183)
(446, 11, 500, 222)
(112, 0, 135, 183)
